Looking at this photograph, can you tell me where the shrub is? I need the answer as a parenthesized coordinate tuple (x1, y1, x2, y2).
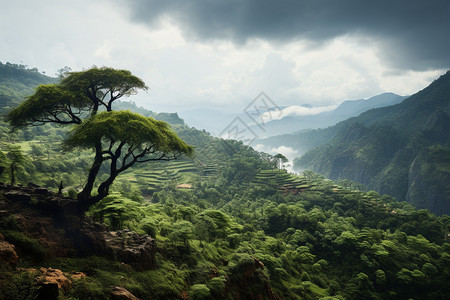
(189, 284, 212, 299)
(0, 271, 39, 300)
(2, 230, 46, 260)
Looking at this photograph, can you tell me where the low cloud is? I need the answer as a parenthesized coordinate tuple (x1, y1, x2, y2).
(254, 144, 299, 173)
(260, 104, 337, 121)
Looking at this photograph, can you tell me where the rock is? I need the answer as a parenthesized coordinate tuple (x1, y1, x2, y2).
(228, 256, 281, 300)
(20, 268, 87, 299)
(4, 190, 31, 202)
(69, 271, 87, 281)
(111, 286, 141, 300)
(10, 214, 71, 257)
(36, 282, 59, 300)
(78, 218, 157, 271)
(34, 187, 50, 194)
(37, 267, 71, 294)
(0, 240, 19, 266)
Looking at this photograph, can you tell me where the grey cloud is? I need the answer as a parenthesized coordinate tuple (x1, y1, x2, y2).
(120, 0, 450, 71)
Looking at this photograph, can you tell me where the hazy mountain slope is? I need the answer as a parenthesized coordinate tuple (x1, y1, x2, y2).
(252, 93, 405, 138)
(332, 92, 405, 116)
(294, 70, 450, 215)
(0, 62, 56, 115)
(255, 93, 406, 153)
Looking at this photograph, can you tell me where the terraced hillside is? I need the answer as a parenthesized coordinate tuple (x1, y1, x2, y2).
(253, 169, 318, 193)
(120, 159, 199, 193)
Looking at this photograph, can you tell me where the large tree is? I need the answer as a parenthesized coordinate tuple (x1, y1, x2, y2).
(6, 67, 193, 213)
(65, 110, 193, 211)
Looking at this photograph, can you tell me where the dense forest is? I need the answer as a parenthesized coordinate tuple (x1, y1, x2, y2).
(1, 63, 450, 300)
(293, 71, 450, 216)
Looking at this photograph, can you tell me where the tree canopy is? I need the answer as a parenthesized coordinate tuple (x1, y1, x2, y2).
(60, 67, 148, 112)
(6, 84, 90, 127)
(6, 67, 148, 129)
(65, 110, 193, 205)
(64, 110, 192, 156)
(5, 66, 192, 213)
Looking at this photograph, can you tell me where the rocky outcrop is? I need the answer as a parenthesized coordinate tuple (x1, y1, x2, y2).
(111, 286, 141, 300)
(0, 235, 18, 266)
(78, 218, 157, 271)
(1, 182, 78, 217)
(1, 183, 157, 270)
(227, 256, 281, 300)
(37, 267, 72, 294)
(20, 267, 87, 300)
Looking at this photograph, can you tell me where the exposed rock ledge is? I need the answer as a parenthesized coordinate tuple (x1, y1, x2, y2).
(0, 182, 156, 271)
(78, 218, 157, 271)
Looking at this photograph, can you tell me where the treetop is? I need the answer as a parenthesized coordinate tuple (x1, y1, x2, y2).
(6, 66, 148, 129)
(61, 67, 148, 103)
(63, 110, 194, 157)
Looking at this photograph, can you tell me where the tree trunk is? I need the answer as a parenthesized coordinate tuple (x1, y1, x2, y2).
(10, 162, 15, 186)
(77, 142, 103, 214)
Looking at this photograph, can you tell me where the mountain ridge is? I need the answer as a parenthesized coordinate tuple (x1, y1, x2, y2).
(294, 70, 450, 215)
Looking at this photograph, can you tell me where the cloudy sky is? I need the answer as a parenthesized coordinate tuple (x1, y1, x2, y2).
(1, 0, 449, 113)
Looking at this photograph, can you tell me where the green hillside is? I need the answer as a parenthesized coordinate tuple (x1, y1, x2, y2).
(0, 62, 56, 115)
(1, 64, 450, 299)
(294, 71, 450, 215)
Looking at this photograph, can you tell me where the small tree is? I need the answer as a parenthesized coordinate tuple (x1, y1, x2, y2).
(6, 67, 193, 214)
(6, 145, 25, 186)
(273, 153, 288, 170)
(0, 151, 8, 180)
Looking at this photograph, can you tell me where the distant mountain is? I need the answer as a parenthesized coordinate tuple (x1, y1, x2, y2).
(178, 108, 238, 135)
(332, 92, 406, 116)
(293, 71, 450, 215)
(179, 93, 405, 143)
(251, 93, 406, 138)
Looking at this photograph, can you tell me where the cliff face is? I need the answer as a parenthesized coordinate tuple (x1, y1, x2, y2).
(406, 147, 450, 215)
(0, 183, 157, 270)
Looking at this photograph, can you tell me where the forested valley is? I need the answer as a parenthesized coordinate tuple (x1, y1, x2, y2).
(1, 62, 450, 300)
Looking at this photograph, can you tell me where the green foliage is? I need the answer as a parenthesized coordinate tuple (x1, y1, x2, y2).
(0, 151, 7, 179)
(63, 110, 193, 156)
(207, 276, 226, 295)
(0, 270, 39, 300)
(5, 145, 26, 185)
(294, 71, 450, 216)
(67, 277, 106, 300)
(189, 284, 212, 299)
(67, 188, 78, 199)
(6, 84, 90, 128)
(88, 193, 144, 230)
(2, 63, 450, 299)
(5, 66, 192, 209)
(2, 230, 46, 260)
(60, 67, 147, 100)
(0, 61, 55, 115)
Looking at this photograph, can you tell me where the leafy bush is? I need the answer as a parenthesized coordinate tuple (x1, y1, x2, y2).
(2, 230, 46, 260)
(67, 277, 107, 300)
(189, 284, 212, 299)
(0, 271, 39, 300)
